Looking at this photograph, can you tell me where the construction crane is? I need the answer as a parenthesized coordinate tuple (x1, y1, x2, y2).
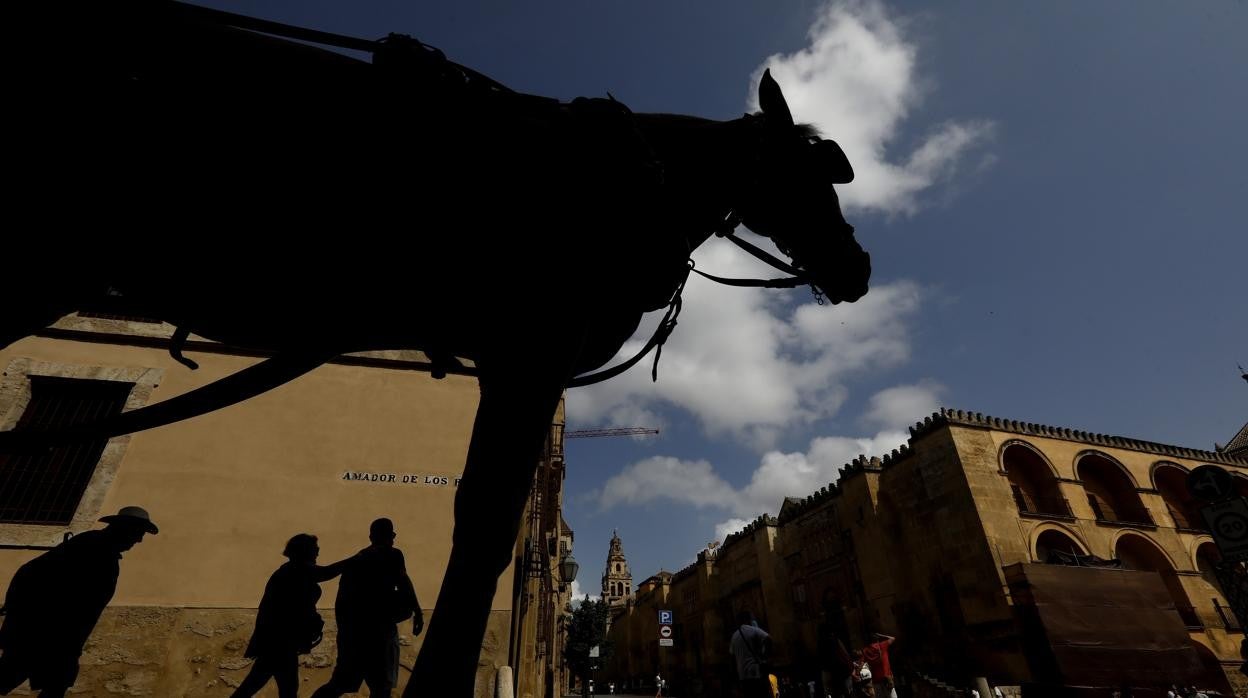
(565, 427, 659, 439)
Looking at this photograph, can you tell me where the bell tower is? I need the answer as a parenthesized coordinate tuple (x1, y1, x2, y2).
(601, 529, 633, 606)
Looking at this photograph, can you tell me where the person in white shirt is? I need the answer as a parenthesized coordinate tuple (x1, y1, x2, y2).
(729, 611, 772, 698)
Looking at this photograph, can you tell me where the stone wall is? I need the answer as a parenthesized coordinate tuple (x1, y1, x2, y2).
(3, 606, 512, 697)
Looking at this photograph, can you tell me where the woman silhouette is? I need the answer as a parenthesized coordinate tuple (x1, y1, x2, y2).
(231, 534, 353, 698)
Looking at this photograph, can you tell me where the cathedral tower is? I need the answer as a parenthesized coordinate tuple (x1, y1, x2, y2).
(601, 529, 633, 606)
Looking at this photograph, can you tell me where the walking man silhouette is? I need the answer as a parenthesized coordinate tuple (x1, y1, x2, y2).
(311, 518, 422, 697)
(0, 506, 157, 697)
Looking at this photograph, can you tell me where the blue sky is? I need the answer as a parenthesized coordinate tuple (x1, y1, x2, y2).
(194, 0, 1247, 599)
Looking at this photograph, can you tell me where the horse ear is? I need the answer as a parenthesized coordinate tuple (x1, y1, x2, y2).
(759, 69, 794, 127)
(815, 139, 854, 184)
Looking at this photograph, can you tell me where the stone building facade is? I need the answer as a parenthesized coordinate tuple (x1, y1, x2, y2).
(603, 409, 1248, 696)
(0, 313, 572, 697)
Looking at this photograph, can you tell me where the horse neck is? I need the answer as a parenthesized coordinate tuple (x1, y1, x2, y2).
(633, 113, 755, 245)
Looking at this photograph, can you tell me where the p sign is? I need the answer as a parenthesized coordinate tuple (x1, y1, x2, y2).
(659, 610, 673, 625)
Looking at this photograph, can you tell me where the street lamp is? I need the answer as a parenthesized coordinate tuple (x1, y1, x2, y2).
(560, 553, 580, 589)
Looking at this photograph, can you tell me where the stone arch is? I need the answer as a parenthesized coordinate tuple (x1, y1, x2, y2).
(1001, 440, 1070, 517)
(1031, 523, 1089, 562)
(1149, 460, 1189, 488)
(1112, 530, 1178, 570)
(1186, 534, 1216, 569)
(1077, 451, 1151, 524)
(1193, 540, 1225, 599)
(1151, 461, 1204, 530)
(1114, 532, 1199, 627)
(1188, 639, 1234, 694)
(998, 439, 1061, 478)
(1075, 449, 1140, 487)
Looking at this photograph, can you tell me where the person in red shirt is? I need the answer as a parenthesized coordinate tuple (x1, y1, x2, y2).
(861, 633, 895, 698)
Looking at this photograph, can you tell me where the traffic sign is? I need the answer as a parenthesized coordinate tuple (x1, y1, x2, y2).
(660, 626, 673, 638)
(1202, 497, 1248, 562)
(1189, 464, 1235, 502)
(659, 638, 674, 647)
(659, 610, 673, 625)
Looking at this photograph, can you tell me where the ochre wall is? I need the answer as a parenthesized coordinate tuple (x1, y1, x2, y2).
(0, 330, 524, 696)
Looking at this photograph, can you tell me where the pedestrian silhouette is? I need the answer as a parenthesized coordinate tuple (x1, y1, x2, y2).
(311, 518, 422, 697)
(231, 534, 354, 698)
(730, 610, 772, 698)
(0, 506, 157, 697)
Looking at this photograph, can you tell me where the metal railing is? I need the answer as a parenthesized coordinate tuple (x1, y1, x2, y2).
(1012, 485, 1074, 519)
(1089, 494, 1155, 527)
(1215, 599, 1243, 631)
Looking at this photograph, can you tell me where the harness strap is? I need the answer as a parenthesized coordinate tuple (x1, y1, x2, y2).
(689, 267, 806, 288)
(720, 231, 806, 278)
(164, 1, 514, 94)
(567, 268, 688, 388)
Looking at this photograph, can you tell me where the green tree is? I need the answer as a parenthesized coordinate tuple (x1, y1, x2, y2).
(564, 597, 613, 697)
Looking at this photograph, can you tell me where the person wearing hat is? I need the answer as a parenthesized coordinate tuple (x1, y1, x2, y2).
(0, 506, 157, 697)
(311, 517, 422, 698)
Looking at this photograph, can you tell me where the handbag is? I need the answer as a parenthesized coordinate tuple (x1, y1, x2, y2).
(389, 580, 418, 624)
(297, 611, 325, 654)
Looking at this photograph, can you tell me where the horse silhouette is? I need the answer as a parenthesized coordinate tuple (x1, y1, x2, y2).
(3, 2, 870, 694)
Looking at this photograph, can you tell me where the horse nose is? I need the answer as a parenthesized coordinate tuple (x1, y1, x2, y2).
(825, 248, 870, 304)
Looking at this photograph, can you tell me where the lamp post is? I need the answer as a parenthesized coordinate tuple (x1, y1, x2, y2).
(560, 553, 580, 589)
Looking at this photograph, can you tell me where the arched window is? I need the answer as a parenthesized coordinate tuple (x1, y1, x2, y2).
(1195, 542, 1224, 597)
(1152, 463, 1204, 531)
(1002, 443, 1071, 517)
(616, 563, 621, 573)
(1035, 529, 1086, 562)
(1115, 534, 1199, 628)
(1078, 453, 1151, 525)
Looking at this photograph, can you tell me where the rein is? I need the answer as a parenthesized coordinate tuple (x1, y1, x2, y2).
(568, 211, 818, 388)
(164, 0, 513, 94)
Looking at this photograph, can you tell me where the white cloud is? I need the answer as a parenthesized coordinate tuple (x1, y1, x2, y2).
(715, 518, 753, 541)
(750, 0, 994, 216)
(568, 260, 924, 447)
(862, 381, 944, 430)
(595, 383, 936, 538)
(569, 580, 599, 607)
(598, 456, 742, 512)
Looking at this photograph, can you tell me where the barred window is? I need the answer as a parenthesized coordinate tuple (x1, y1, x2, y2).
(0, 376, 134, 525)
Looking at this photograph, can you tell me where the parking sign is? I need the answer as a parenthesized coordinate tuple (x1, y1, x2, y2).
(659, 610, 673, 625)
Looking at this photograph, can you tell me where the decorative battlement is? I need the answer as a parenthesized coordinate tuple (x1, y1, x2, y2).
(775, 407, 1248, 524)
(915, 408, 1248, 467)
(719, 513, 778, 550)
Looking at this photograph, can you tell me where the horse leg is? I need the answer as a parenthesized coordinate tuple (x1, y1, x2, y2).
(404, 360, 571, 696)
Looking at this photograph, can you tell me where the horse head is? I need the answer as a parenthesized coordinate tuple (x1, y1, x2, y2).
(734, 69, 870, 304)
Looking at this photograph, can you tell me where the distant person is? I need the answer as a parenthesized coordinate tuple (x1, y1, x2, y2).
(862, 633, 895, 698)
(0, 506, 157, 698)
(231, 534, 354, 698)
(311, 518, 422, 698)
(850, 650, 873, 698)
(817, 602, 853, 698)
(729, 610, 772, 698)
